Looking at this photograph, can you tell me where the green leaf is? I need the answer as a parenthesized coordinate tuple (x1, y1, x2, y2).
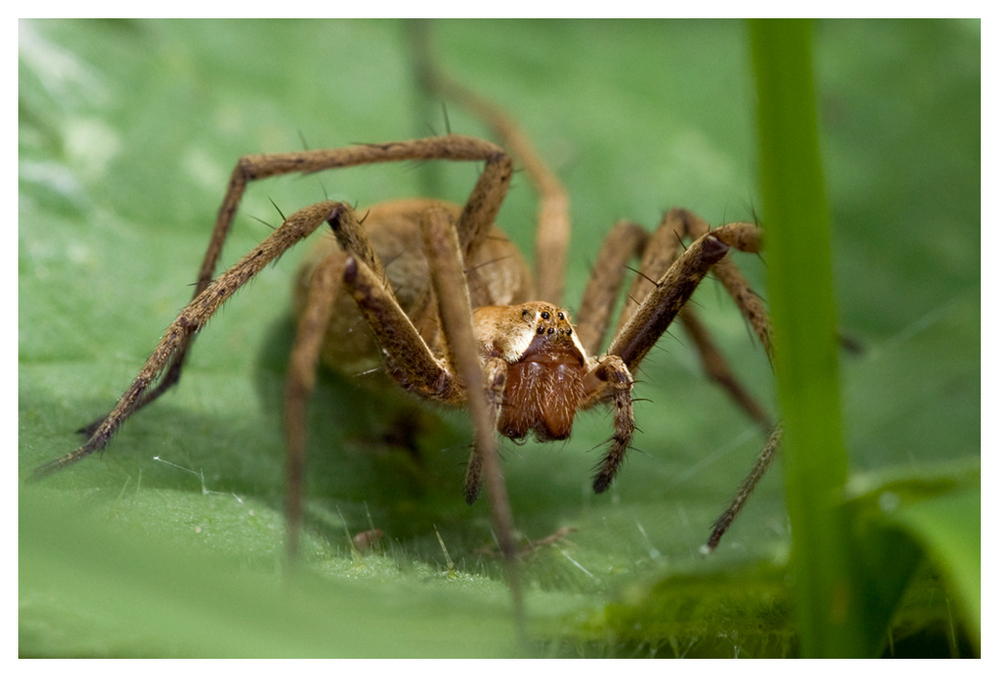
(844, 459, 981, 655)
(892, 490, 980, 639)
(19, 490, 521, 657)
(20, 19, 979, 657)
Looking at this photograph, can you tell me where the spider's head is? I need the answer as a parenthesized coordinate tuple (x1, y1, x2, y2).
(472, 302, 586, 366)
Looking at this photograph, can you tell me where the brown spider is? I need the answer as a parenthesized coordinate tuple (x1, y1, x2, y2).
(31, 56, 780, 573)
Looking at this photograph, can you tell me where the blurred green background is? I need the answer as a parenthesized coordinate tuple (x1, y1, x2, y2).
(19, 19, 979, 657)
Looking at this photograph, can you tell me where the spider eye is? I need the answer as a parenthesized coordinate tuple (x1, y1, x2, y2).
(557, 312, 565, 320)
(521, 308, 530, 317)
(541, 311, 550, 320)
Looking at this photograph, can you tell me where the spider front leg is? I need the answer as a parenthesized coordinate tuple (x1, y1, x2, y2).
(609, 231, 737, 369)
(419, 206, 519, 565)
(614, 210, 772, 403)
(579, 230, 745, 494)
(322, 205, 524, 624)
(31, 201, 344, 480)
(602, 220, 782, 549)
(283, 202, 465, 560)
(284, 202, 465, 559)
(575, 211, 772, 430)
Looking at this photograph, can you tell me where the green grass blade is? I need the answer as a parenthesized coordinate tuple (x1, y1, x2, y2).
(749, 19, 865, 656)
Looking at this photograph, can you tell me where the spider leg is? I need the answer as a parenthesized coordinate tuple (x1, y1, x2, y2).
(413, 30, 569, 305)
(286, 194, 520, 560)
(572, 232, 730, 494)
(607, 231, 734, 370)
(419, 205, 524, 632)
(329, 200, 524, 619)
(341, 253, 461, 402)
(463, 356, 507, 503)
(678, 307, 773, 429)
(419, 207, 519, 560)
(582, 355, 636, 493)
(601, 214, 779, 547)
(284, 248, 347, 559)
(574, 220, 649, 357)
(612, 209, 773, 426)
(108, 135, 510, 423)
(613, 208, 689, 339)
(616, 209, 771, 349)
(703, 423, 783, 553)
(687, 218, 773, 357)
(280, 138, 513, 560)
(31, 201, 344, 480)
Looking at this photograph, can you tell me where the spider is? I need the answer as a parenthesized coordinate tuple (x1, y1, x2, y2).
(31, 53, 780, 568)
